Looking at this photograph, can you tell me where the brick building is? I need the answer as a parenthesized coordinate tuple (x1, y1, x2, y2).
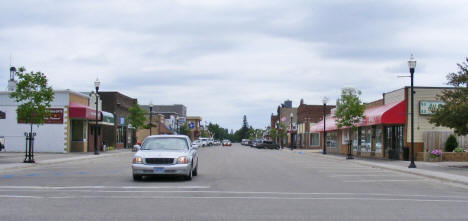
(296, 99, 334, 149)
(98, 92, 138, 149)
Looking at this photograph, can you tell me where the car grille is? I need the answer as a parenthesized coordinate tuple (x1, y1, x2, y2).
(145, 158, 174, 164)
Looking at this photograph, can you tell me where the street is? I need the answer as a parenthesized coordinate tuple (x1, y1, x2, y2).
(1, 144, 468, 221)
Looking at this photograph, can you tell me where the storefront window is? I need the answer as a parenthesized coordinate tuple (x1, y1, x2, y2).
(326, 132, 337, 148)
(352, 130, 358, 150)
(362, 127, 372, 152)
(342, 129, 349, 145)
(375, 127, 382, 153)
(310, 133, 320, 146)
(71, 120, 85, 141)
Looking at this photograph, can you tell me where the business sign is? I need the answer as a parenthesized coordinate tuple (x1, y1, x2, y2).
(0, 111, 5, 119)
(45, 108, 64, 124)
(17, 108, 64, 124)
(419, 101, 444, 115)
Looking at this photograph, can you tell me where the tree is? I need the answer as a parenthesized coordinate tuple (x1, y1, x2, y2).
(445, 134, 458, 152)
(179, 124, 190, 136)
(9, 67, 54, 162)
(127, 104, 147, 130)
(430, 58, 468, 135)
(9, 67, 54, 125)
(335, 88, 365, 158)
(269, 128, 278, 143)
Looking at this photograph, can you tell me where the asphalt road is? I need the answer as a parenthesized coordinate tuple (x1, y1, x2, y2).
(1, 144, 468, 221)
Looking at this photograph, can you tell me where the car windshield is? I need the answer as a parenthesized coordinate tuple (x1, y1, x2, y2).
(140, 137, 188, 150)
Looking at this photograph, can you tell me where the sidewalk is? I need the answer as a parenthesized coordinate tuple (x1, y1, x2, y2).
(285, 148, 468, 187)
(0, 149, 131, 172)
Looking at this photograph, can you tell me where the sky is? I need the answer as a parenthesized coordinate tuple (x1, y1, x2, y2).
(1, 0, 467, 131)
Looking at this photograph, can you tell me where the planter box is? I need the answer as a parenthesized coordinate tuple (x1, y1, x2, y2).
(423, 152, 442, 162)
(442, 152, 468, 162)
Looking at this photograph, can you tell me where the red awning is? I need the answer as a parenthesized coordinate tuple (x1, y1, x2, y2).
(310, 115, 338, 132)
(69, 102, 101, 120)
(310, 100, 406, 133)
(359, 100, 406, 126)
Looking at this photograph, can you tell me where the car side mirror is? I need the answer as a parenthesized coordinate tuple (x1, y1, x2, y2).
(192, 144, 199, 149)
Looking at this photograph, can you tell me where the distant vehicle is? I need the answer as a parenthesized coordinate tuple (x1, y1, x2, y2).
(256, 140, 280, 149)
(251, 139, 261, 148)
(208, 138, 214, 146)
(241, 139, 250, 145)
(214, 140, 221, 146)
(132, 135, 199, 181)
(199, 138, 208, 147)
(193, 139, 202, 147)
(222, 140, 232, 146)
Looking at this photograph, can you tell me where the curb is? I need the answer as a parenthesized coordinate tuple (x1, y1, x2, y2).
(304, 152, 468, 187)
(0, 150, 130, 172)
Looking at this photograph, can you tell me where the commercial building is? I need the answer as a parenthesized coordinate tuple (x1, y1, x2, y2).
(98, 92, 137, 149)
(296, 99, 334, 149)
(0, 90, 101, 152)
(310, 87, 460, 160)
(186, 116, 202, 141)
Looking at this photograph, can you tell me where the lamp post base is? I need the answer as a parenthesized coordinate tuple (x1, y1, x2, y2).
(94, 152, 100, 155)
(346, 154, 354, 160)
(408, 162, 416, 168)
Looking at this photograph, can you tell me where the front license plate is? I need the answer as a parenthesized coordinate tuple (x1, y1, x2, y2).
(153, 167, 165, 173)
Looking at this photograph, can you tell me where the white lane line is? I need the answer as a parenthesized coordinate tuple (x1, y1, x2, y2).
(1, 195, 468, 203)
(2, 190, 468, 199)
(330, 174, 412, 178)
(0, 186, 211, 190)
(343, 179, 426, 183)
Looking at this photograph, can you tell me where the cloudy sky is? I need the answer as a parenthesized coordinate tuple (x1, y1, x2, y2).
(1, 0, 467, 130)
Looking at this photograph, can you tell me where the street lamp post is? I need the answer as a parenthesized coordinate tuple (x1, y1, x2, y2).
(408, 55, 417, 168)
(290, 112, 294, 150)
(94, 78, 100, 155)
(149, 102, 153, 136)
(322, 97, 328, 154)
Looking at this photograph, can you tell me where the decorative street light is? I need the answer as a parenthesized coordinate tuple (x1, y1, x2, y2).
(290, 112, 294, 150)
(408, 54, 417, 168)
(322, 97, 328, 154)
(149, 102, 153, 136)
(94, 78, 100, 155)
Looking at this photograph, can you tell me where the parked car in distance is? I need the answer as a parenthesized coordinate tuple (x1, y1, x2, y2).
(132, 135, 199, 181)
(256, 140, 280, 149)
(251, 139, 261, 148)
(214, 140, 221, 146)
(192, 139, 202, 147)
(222, 140, 232, 146)
(199, 138, 208, 147)
(241, 139, 250, 145)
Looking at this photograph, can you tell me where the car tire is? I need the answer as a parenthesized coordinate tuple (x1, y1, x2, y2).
(133, 174, 142, 181)
(185, 165, 193, 180)
(193, 164, 198, 176)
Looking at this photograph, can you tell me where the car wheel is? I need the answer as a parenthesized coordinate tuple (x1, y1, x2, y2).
(185, 165, 193, 180)
(193, 164, 198, 176)
(133, 174, 142, 181)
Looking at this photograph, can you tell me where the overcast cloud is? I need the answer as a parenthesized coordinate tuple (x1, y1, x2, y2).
(1, 0, 467, 130)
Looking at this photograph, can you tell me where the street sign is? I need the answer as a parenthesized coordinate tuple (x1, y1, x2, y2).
(188, 122, 195, 129)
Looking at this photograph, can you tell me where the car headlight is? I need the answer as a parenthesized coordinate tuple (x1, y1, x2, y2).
(177, 156, 189, 164)
(133, 156, 143, 164)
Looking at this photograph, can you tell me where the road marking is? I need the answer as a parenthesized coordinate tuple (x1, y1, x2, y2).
(330, 174, 412, 178)
(1, 194, 468, 203)
(26, 173, 38, 177)
(0, 185, 211, 190)
(343, 179, 426, 183)
(1, 175, 13, 178)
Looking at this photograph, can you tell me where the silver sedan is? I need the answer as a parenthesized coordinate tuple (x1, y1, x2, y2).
(132, 135, 199, 181)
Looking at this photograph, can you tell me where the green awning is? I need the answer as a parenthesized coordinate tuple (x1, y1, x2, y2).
(101, 111, 114, 126)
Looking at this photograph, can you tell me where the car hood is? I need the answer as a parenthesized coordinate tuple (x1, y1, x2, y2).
(136, 150, 189, 158)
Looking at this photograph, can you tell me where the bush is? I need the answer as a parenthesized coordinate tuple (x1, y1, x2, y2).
(445, 134, 458, 152)
(453, 147, 464, 153)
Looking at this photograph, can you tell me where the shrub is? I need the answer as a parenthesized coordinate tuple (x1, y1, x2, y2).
(453, 147, 464, 153)
(445, 134, 458, 152)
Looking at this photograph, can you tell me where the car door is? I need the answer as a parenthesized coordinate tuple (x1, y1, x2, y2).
(188, 138, 198, 167)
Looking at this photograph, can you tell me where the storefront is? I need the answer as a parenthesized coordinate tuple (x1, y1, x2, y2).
(310, 100, 406, 159)
(69, 102, 101, 152)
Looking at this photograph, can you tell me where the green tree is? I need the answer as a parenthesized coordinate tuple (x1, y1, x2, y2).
(269, 128, 278, 143)
(430, 58, 468, 135)
(9, 67, 54, 126)
(179, 124, 191, 136)
(335, 88, 365, 156)
(127, 104, 147, 130)
(445, 134, 459, 152)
